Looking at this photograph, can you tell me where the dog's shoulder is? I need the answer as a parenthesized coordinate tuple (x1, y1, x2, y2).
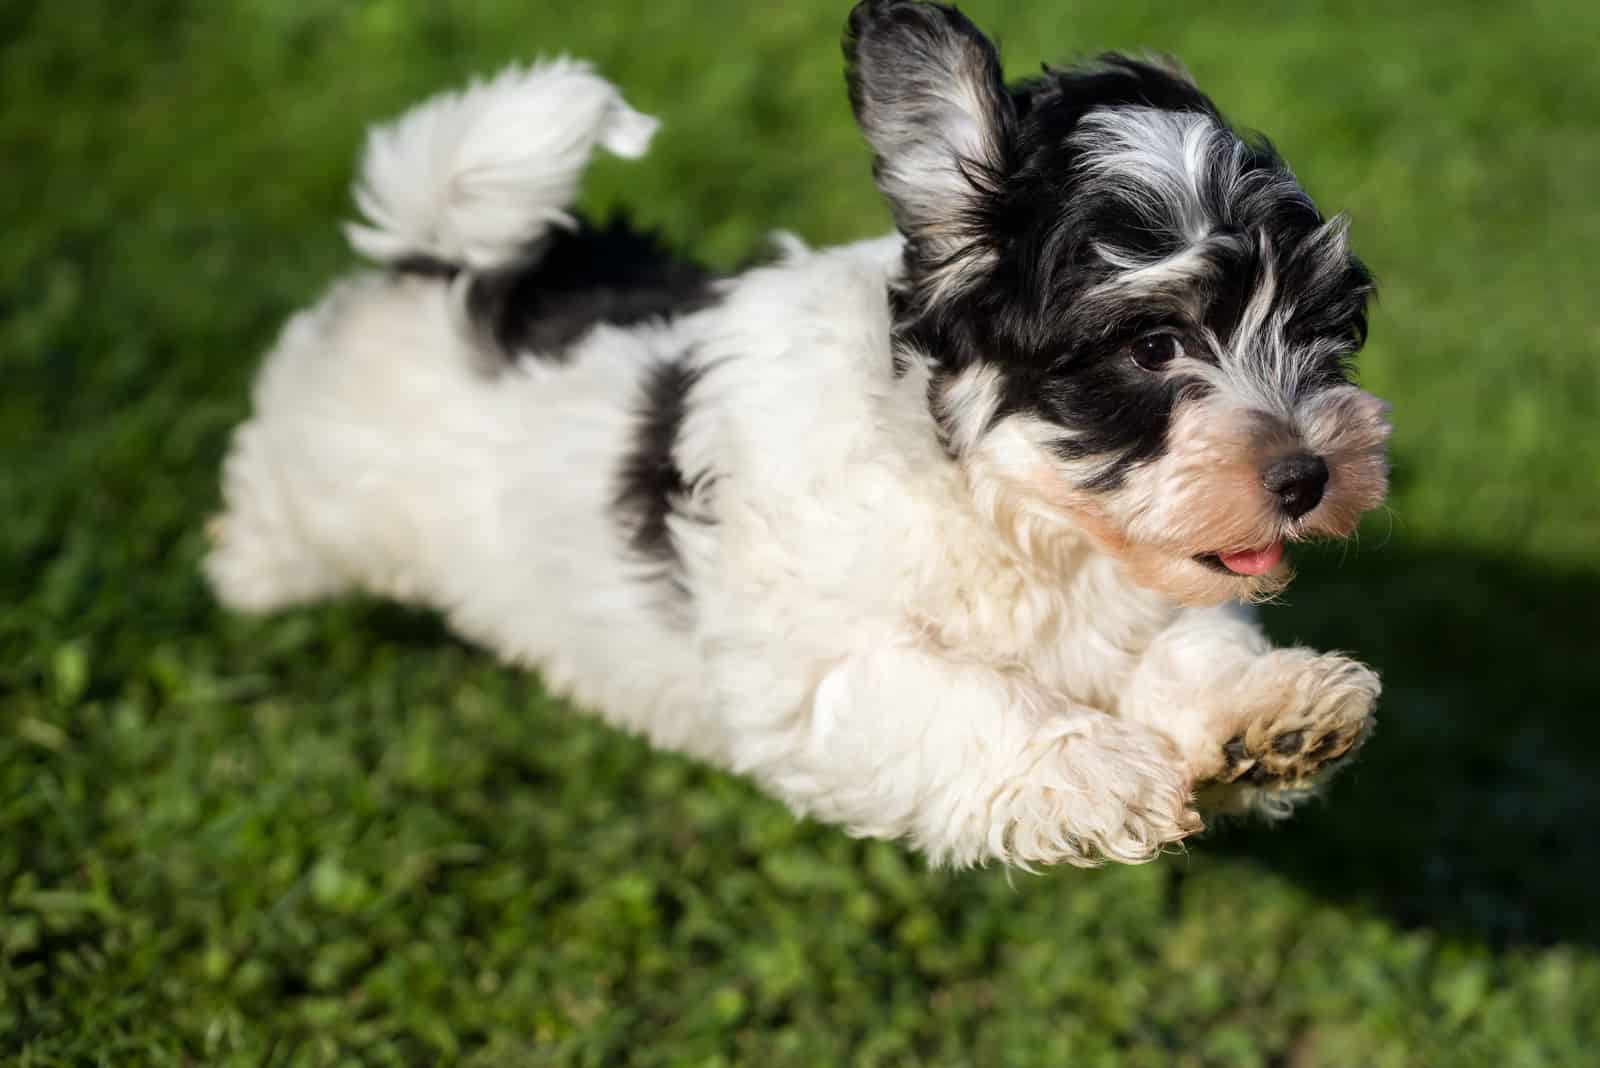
(690, 233, 917, 469)
(708, 232, 905, 361)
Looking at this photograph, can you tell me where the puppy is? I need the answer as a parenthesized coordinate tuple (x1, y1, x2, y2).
(207, 1, 1391, 867)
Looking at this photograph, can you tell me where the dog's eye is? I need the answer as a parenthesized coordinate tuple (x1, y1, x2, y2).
(1127, 333, 1183, 371)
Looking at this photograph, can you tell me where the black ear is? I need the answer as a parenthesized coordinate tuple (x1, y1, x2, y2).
(845, 1, 1014, 254)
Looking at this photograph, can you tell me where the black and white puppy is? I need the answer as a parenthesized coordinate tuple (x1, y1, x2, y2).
(208, 1, 1391, 867)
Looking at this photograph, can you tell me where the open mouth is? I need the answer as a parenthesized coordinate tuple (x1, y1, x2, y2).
(1195, 542, 1285, 576)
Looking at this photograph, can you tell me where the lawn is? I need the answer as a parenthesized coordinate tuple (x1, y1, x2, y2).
(3, 0, 1598, 1064)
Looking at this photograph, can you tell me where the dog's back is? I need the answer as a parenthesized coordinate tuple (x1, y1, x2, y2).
(207, 62, 740, 754)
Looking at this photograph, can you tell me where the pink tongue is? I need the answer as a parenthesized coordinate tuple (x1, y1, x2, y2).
(1218, 542, 1285, 576)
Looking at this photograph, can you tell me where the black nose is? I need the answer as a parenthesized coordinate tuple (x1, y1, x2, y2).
(1263, 454, 1329, 519)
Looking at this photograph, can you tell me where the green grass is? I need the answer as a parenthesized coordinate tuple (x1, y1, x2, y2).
(4, 0, 1599, 1064)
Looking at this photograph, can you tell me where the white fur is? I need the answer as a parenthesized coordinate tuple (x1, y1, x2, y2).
(346, 58, 659, 272)
(208, 62, 1379, 869)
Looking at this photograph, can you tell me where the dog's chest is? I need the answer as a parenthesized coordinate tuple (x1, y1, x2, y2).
(903, 542, 1177, 707)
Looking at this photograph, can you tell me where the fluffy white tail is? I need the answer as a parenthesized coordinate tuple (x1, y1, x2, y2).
(344, 59, 658, 273)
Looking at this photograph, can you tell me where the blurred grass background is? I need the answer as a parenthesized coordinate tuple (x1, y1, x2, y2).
(3, 0, 1599, 1064)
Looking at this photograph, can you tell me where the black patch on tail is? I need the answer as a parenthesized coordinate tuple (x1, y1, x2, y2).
(389, 254, 461, 280)
(613, 354, 713, 602)
(459, 215, 718, 363)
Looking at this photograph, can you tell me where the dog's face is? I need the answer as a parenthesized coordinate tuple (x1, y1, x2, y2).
(846, 1, 1390, 604)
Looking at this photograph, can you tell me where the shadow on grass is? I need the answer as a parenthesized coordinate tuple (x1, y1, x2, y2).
(343, 536, 1600, 951)
(1223, 539, 1600, 950)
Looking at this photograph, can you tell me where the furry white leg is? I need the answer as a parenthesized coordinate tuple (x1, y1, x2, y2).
(776, 649, 1201, 869)
(344, 58, 659, 272)
(204, 276, 458, 616)
(205, 299, 364, 615)
(1118, 604, 1380, 817)
(205, 424, 351, 614)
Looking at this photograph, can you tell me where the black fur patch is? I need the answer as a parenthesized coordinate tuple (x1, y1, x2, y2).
(397, 215, 719, 364)
(613, 354, 710, 598)
(389, 254, 460, 279)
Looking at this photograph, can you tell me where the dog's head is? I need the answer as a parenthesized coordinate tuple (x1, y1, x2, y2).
(846, 1, 1390, 604)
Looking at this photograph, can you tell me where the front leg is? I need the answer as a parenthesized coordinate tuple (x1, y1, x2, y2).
(1119, 605, 1380, 818)
(760, 648, 1201, 869)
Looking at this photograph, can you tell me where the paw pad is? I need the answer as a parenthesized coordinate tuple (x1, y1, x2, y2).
(1271, 729, 1305, 756)
(1217, 720, 1370, 789)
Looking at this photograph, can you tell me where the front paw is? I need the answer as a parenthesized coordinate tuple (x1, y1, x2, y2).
(1001, 718, 1203, 868)
(1199, 651, 1379, 811)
